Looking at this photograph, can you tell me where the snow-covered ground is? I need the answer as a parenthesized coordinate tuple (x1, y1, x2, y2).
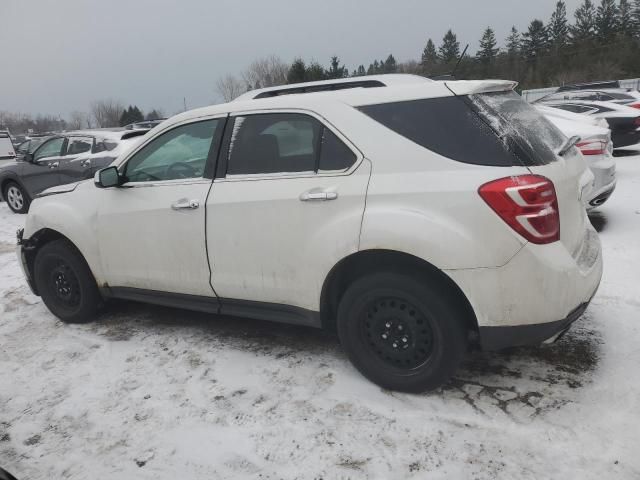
(1, 156, 640, 479)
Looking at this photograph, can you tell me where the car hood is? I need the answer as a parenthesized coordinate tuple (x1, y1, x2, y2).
(38, 181, 83, 197)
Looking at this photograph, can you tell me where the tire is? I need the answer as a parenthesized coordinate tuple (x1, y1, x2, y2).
(3, 181, 30, 214)
(337, 272, 468, 392)
(33, 239, 101, 323)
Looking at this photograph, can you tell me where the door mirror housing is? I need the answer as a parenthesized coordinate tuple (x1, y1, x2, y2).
(94, 166, 121, 188)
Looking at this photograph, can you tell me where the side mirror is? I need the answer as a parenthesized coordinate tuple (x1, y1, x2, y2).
(94, 166, 121, 188)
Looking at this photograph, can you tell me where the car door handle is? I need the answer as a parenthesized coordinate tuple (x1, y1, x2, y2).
(80, 159, 91, 167)
(171, 198, 200, 210)
(300, 190, 338, 202)
(49, 162, 59, 169)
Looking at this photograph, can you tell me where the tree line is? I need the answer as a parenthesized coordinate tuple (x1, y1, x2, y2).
(217, 0, 640, 101)
(0, 102, 164, 135)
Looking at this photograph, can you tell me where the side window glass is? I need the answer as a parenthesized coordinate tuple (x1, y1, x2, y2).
(318, 128, 356, 172)
(124, 119, 219, 182)
(227, 113, 319, 175)
(226, 113, 356, 176)
(66, 137, 93, 155)
(34, 138, 64, 162)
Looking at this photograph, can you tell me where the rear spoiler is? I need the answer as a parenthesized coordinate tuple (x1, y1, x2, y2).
(120, 129, 150, 140)
(445, 80, 518, 96)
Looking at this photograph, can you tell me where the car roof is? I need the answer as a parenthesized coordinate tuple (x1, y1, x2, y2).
(164, 78, 518, 129)
(64, 129, 150, 141)
(233, 74, 433, 101)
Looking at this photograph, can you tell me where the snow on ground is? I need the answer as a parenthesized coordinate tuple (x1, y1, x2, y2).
(1, 157, 640, 479)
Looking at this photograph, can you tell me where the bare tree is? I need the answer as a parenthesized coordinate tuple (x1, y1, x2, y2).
(68, 111, 88, 130)
(241, 55, 288, 89)
(91, 99, 124, 128)
(216, 74, 245, 102)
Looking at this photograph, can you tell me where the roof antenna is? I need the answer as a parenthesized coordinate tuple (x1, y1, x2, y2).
(452, 44, 469, 79)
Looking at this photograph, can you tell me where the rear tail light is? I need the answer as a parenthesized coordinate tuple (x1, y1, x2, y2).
(479, 175, 560, 244)
(576, 139, 607, 155)
(629, 103, 640, 109)
(634, 117, 640, 127)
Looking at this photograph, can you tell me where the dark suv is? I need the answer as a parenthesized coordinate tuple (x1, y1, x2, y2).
(0, 129, 148, 213)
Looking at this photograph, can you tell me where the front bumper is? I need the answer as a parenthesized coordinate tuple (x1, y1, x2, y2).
(16, 228, 38, 295)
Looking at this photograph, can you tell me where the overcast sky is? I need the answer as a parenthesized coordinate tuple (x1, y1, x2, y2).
(1, 0, 584, 118)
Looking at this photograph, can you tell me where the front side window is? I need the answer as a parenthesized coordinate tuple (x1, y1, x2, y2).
(34, 137, 64, 161)
(226, 113, 356, 176)
(65, 136, 93, 155)
(124, 119, 219, 182)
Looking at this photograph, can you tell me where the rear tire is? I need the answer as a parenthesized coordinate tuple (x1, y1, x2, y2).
(34, 240, 101, 323)
(3, 181, 30, 214)
(337, 272, 467, 392)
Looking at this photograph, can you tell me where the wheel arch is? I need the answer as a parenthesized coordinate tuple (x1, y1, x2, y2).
(1, 175, 29, 202)
(22, 228, 90, 295)
(320, 249, 479, 338)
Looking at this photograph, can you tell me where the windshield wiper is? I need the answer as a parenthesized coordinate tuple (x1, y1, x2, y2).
(558, 135, 580, 156)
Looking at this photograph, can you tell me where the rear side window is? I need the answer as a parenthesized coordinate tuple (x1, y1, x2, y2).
(225, 113, 356, 175)
(65, 136, 93, 155)
(358, 96, 516, 166)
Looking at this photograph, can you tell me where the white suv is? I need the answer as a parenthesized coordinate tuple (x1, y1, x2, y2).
(17, 76, 602, 392)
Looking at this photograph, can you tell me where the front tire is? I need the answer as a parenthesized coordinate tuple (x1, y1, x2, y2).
(3, 181, 30, 214)
(337, 272, 467, 392)
(34, 240, 101, 323)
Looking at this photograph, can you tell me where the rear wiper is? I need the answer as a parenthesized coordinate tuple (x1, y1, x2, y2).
(558, 135, 580, 156)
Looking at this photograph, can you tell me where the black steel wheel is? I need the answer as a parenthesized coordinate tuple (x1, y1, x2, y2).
(362, 297, 435, 370)
(34, 239, 101, 323)
(337, 272, 468, 392)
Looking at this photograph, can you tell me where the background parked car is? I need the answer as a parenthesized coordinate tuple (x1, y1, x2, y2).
(0, 131, 17, 166)
(536, 104, 616, 209)
(0, 128, 148, 213)
(534, 98, 640, 149)
(537, 89, 640, 109)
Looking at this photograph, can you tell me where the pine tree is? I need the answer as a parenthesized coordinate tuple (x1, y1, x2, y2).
(505, 26, 521, 55)
(548, 1, 570, 48)
(356, 65, 366, 76)
(618, 0, 634, 35)
(119, 108, 130, 127)
(439, 29, 460, 63)
(287, 58, 307, 84)
(477, 27, 499, 63)
(572, 0, 597, 41)
(522, 20, 549, 61)
(145, 109, 162, 120)
(306, 62, 327, 81)
(634, 0, 640, 37)
(326, 56, 348, 79)
(383, 54, 398, 73)
(367, 60, 380, 75)
(421, 39, 438, 67)
(595, 0, 619, 42)
(130, 106, 144, 123)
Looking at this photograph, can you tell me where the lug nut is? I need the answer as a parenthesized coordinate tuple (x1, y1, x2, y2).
(385, 322, 391, 328)
(402, 337, 408, 343)
(381, 333, 388, 339)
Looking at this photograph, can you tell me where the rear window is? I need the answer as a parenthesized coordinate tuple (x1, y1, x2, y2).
(358, 91, 565, 167)
(468, 91, 566, 165)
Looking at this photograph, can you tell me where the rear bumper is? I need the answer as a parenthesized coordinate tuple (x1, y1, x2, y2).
(588, 181, 616, 208)
(478, 301, 589, 350)
(447, 225, 602, 350)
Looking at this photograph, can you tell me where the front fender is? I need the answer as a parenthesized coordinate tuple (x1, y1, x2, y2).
(24, 186, 104, 285)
